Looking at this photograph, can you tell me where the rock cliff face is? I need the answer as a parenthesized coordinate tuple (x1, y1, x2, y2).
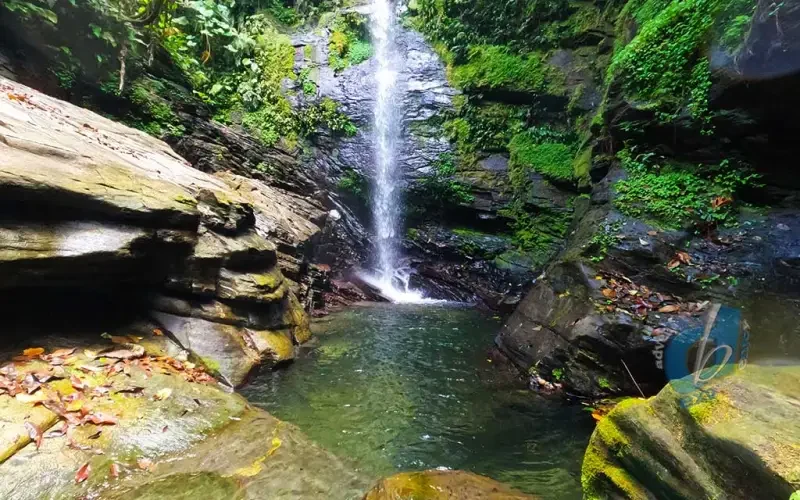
(0, 77, 318, 387)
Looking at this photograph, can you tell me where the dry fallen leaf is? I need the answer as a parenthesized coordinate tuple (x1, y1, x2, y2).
(658, 304, 681, 313)
(647, 230, 658, 236)
(676, 251, 691, 264)
(601, 288, 617, 299)
(23, 347, 44, 357)
(75, 462, 90, 483)
(152, 328, 164, 336)
(16, 392, 47, 404)
(153, 388, 172, 401)
(24, 421, 43, 449)
(50, 348, 76, 358)
(110, 462, 120, 479)
(82, 412, 119, 425)
(137, 458, 155, 472)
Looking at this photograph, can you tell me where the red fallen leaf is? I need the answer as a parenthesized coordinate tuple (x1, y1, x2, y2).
(110, 463, 120, 479)
(711, 196, 732, 209)
(70, 375, 86, 391)
(24, 421, 43, 449)
(82, 412, 118, 425)
(75, 462, 90, 483)
(152, 328, 164, 336)
(658, 304, 681, 313)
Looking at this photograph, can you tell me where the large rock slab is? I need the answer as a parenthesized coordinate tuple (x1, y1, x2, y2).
(582, 365, 800, 500)
(364, 470, 536, 499)
(0, 78, 245, 228)
(0, 333, 367, 499)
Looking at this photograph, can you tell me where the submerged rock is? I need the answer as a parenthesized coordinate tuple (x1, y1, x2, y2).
(363, 470, 536, 500)
(582, 365, 800, 499)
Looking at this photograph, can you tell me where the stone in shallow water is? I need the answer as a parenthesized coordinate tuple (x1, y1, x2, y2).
(363, 470, 536, 500)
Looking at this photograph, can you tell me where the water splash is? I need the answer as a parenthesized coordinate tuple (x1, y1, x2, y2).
(362, 0, 436, 303)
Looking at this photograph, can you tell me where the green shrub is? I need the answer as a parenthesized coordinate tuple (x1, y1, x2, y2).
(408, 153, 475, 214)
(609, 0, 756, 127)
(614, 148, 760, 230)
(327, 12, 371, 72)
(337, 169, 368, 200)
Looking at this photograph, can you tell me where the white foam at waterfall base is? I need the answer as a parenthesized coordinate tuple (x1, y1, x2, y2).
(358, 269, 446, 305)
(364, 0, 440, 304)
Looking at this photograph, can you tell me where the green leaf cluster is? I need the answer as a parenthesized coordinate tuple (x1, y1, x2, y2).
(326, 11, 373, 72)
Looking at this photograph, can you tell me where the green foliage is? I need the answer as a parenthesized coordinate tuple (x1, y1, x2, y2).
(409, 153, 475, 214)
(3, 0, 58, 24)
(552, 368, 564, 381)
(128, 79, 185, 137)
(587, 221, 623, 263)
(598, 377, 611, 389)
(508, 129, 576, 186)
(412, 0, 569, 58)
(614, 148, 760, 230)
(298, 98, 358, 137)
(609, 0, 756, 127)
(450, 45, 565, 95)
(327, 12, 372, 72)
(444, 101, 527, 156)
(337, 169, 368, 200)
(499, 200, 570, 261)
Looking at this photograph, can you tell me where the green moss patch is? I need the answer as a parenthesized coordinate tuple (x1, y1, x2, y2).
(450, 45, 566, 95)
(508, 130, 576, 184)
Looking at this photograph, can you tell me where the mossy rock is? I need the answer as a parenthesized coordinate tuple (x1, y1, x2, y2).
(364, 469, 536, 499)
(582, 365, 800, 499)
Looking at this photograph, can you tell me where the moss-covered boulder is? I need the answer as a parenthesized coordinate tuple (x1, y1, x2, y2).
(582, 365, 800, 499)
(363, 469, 536, 500)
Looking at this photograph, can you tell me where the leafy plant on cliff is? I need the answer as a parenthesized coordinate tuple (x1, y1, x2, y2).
(614, 147, 760, 230)
(450, 45, 565, 95)
(327, 11, 373, 72)
(609, 0, 757, 128)
(408, 153, 475, 215)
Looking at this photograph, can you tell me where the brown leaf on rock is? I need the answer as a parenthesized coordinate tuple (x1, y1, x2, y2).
(70, 374, 87, 391)
(49, 348, 76, 358)
(601, 288, 617, 299)
(647, 230, 658, 236)
(24, 421, 43, 449)
(676, 251, 691, 264)
(102, 346, 145, 360)
(110, 463, 120, 479)
(75, 462, 90, 483)
(137, 458, 155, 472)
(152, 328, 164, 336)
(658, 304, 681, 313)
(23, 347, 45, 357)
(82, 412, 118, 425)
(44, 421, 69, 439)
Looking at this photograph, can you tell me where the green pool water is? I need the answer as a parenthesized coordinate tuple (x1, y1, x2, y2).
(241, 303, 594, 498)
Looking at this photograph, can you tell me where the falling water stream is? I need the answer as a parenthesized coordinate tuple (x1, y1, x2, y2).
(359, 0, 433, 303)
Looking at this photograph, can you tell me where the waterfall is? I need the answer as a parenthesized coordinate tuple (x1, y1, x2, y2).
(360, 0, 434, 303)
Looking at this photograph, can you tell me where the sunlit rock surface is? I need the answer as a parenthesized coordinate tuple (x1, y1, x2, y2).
(0, 77, 314, 384)
(363, 470, 536, 500)
(582, 365, 800, 500)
